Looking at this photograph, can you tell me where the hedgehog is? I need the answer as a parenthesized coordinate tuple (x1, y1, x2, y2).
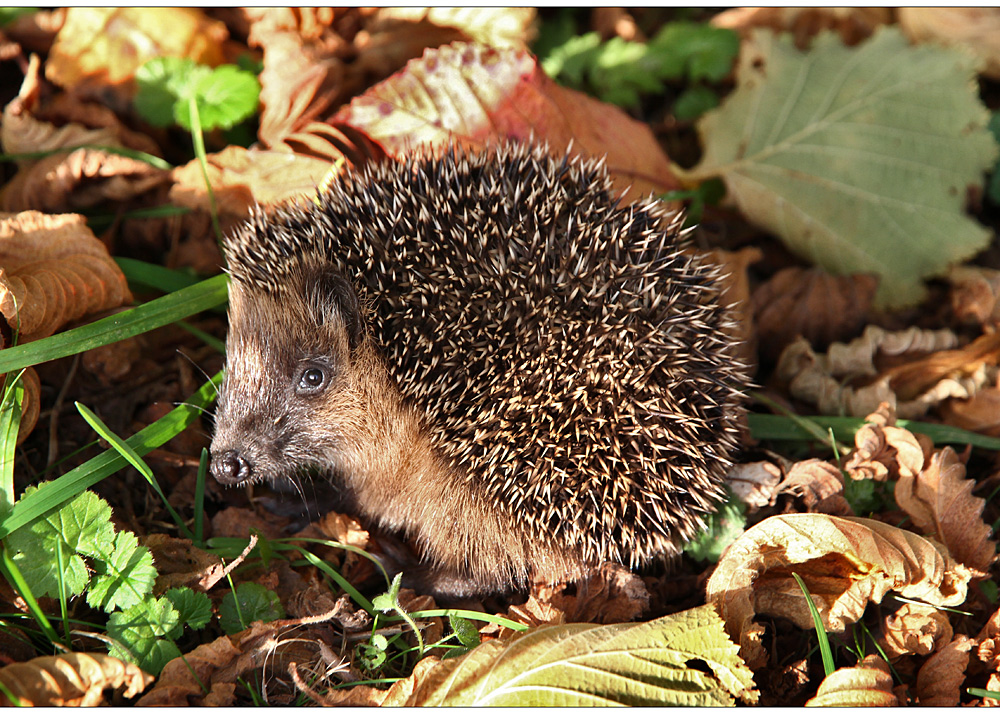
(209, 142, 750, 595)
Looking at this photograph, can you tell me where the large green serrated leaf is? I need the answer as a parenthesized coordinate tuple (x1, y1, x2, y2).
(688, 27, 998, 308)
(397, 604, 755, 706)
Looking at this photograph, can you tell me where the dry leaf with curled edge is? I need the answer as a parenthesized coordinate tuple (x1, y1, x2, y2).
(776, 325, 1000, 419)
(726, 461, 781, 509)
(169, 146, 336, 233)
(334, 42, 680, 204)
(775, 458, 852, 515)
(805, 654, 898, 707)
(916, 634, 973, 706)
(382, 604, 756, 706)
(895, 446, 995, 573)
(752, 267, 878, 362)
(45, 7, 226, 97)
(0, 653, 152, 706)
(688, 28, 997, 308)
(706, 513, 972, 670)
(950, 266, 1000, 328)
(371, 8, 535, 50)
(843, 407, 926, 482)
(940, 387, 1000, 437)
(900, 8, 1000, 80)
(0, 211, 132, 342)
(711, 7, 891, 48)
(879, 601, 952, 659)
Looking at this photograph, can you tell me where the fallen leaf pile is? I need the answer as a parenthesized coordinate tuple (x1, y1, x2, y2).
(2, 6, 1000, 708)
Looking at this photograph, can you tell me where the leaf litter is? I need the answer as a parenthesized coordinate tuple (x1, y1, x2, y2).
(2, 6, 1000, 708)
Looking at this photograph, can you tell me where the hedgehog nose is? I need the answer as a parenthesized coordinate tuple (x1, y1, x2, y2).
(211, 449, 252, 485)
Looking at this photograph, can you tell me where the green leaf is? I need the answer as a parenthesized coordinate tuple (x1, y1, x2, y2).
(107, 596, 182, 675)
(6, 490, 113, 598)
(181, 64, 260, 131)
(673, 85, 719, 121)
(164, 587, 212, 630)
(688, 28, 999, 308)
(87, 531, 156, 612)
(683, 488, 747, 563)
(398, 604, 755, 706)
(649, 21, 740, 82)
(134, 57, 206, 128)
(219, 582, 285, 634)
(0, 370, 25, 517)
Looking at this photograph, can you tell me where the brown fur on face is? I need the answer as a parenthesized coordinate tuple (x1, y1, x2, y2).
(211, 263, 583, 593)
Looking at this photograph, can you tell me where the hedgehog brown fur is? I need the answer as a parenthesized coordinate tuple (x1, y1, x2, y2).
(210, 142, 750, 594)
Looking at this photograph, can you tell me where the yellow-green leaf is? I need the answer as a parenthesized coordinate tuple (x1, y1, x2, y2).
(688, 28, 998, 308)
(387, 604, 756, 706)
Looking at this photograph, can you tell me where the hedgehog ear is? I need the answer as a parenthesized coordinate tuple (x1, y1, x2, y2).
(315, 269, 362, 349)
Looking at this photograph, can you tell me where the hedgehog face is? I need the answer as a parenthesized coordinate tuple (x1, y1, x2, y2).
(209, 268, 364, 487)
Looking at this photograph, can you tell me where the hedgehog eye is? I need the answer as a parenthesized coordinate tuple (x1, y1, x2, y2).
(297, 366, 327, 394)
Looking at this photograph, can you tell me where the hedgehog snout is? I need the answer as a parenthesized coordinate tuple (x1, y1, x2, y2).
(210, 448, 253, 486)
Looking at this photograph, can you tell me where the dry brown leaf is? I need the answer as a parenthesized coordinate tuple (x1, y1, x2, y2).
(169, 146, 336, 232)
(46, 8, 226, 97)
(1, 8, 65, 55)
(499, 563, 649, 633)
(140, 533, 224, 593)
(916, 634, 973, 706)
(136, 634, 241, 706)
(711, 7, 891, 47)
(0, 653, 152, 706)
(726, 461, 781, 509)
(940, 386, 1000, 437)
(334, 42, 680, 204)
(372, 8, 535, 50)
(895, 446, 995, 573)
(775, 458, 852, 515)
(0, 211, 132, 342)
(706, 513, 972, 669)
(703, 246, 762, 371)
(879, 601, 953, 659)
(900, 8, 1000, 80)
(752, 267, 878, 362)
(805, 654, 898, 706)
(950, 265, 1000, 327)
(775, 325, 999, 418)
(843, 408, 926, 483)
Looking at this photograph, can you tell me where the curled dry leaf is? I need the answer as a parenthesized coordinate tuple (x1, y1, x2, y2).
(950, 265, 1000, 328)
(169, 146, 336, 233)
(45, 7, 226, 98)
(0, 652, 152, 706)
(711, 7, 891, 47)
(899, 8, 1000, 80)
(879, 601, 953, 659)
(915, 634, 973, 706)
(775, 458, 852, 516)
(334, 42, 681, 204)
(752, 267, 878, 362)
(370, 8, 535, 50)
(726, 461, 781, 509)
(895, 446, 995, 573)
(776, 325, 1000, 418)
(804, 654, 898, 707)
(0, 211, 132, 342)
(843, 409, 926, 482)
(140, 533, 225, 593)
(940, 386, 1000, 437)
(135, 634, 241, 706)
(706, 513, 972, 669)
(500, 562, 649, 632)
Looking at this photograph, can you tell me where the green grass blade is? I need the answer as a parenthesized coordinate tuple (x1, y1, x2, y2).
(115, 257, 204, 293)
(0, 273, 229, 374)
(0, 144, 173, 170)
(405, 609, 528, 632)
(748, 413, 1000, 451)
(0, 371, 222, 540)
(0, 544, 62, 647)
(792, 572, 835, 677)
(74, 402, 195, 541)
(0, 371, 25, 516)
(969, 688, 1000, 700)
